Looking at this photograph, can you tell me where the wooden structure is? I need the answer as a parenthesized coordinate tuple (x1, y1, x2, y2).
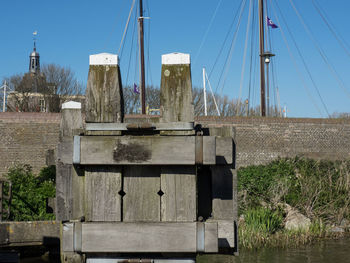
(57, 53, 237, 263)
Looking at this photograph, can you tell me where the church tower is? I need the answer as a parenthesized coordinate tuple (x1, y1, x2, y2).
(29, 31, 40, 74)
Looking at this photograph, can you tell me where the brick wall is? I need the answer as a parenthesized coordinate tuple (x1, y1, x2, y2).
(1, 113, 350, 177)
(0, 113, 60, 177)
(197, 116, 350, 168)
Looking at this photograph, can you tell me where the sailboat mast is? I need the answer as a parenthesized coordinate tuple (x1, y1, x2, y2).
(139, 0, 146, 114)
(259, 0, 266, 117)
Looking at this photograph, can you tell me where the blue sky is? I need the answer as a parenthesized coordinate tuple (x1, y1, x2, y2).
(1, 0, 350, 118)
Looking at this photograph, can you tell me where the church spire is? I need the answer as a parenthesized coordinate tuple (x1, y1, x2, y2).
(29, 31, 40, 74)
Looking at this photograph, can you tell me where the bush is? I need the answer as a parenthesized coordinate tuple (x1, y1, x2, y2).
(238, 157, 350, 225)
(5, 164, 56, 221)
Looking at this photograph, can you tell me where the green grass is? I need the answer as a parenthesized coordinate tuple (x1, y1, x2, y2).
(238, 157, 350, 249)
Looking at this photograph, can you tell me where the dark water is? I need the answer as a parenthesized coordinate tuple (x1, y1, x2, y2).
(198, 238, 350, 263)
(21, 238, 350, 263)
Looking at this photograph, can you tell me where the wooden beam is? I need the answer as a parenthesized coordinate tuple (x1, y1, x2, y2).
(0, 221, 59, 247)
(78, 136, 216, 165)
(75, 222, 218, 253)
(85, 122, 194, 131)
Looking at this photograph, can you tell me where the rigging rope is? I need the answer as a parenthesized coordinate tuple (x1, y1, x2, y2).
(145, 0, 153, 87)
(193, 0, 224, 68)
(218, 0, 248, 98)
(208, 0, 245, 79)
(247, 0, 257, 114)
(270, 0, 324, 117)
(274, 0, 330, 117)
(237, 0, 253, 116)
(288, 0, 350, 100)
(125, 5, 138, 85)
(311, 0, 350, 59)
(118, 0, 136, 58)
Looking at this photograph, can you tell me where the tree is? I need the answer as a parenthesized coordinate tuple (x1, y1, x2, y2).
(123, 85, 282, 117)
(3, 64, 83, 112)
(41, 64, 84, 95)
(123, 85, 160, 114)
(330, 112, 350, 119)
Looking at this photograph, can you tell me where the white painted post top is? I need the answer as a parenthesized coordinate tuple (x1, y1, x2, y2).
(89, 53, 119, 65)
(62, 101, 81, 110)
(162, 53, 190, 65)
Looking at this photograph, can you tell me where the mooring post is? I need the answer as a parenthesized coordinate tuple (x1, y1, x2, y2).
(56, 101, 84, 263)
(56, 101, 83, 221)
(84, 53, 123, 222)
(160, 53, 194, 123)
(159, 53, 197, 223)
(85, 53, 124, 123)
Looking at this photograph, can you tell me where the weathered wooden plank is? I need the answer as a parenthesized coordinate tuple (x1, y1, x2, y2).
(160, 53, 194, 123)
(57, 138, 73, 164)
(208, 126, 237, 252)
(81, 222, 197, 253)
(56, 162, 73, 220)
(84, 166, 122, 222)
(210, 166, 234, 220)
(217, 220, 235, 252)
(80, 136, 196, 165)
(205, 222, 219, 253)
(72, 166, 85, 220)
(62, 223, 74, 252)
(208, 126, 234, 165)
(203, 136, 216, 165)
(123, 166, 160, 222)
(85, 54, 124, 123)
(0, 221, 59, 247)
(215, 137, 233, 165)
(160, 166, 196, 222)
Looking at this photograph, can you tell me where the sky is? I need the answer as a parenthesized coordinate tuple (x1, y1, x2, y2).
(1, 0, 350, 118)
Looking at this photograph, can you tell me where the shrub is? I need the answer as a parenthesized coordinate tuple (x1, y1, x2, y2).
(5, 164, 56, 221)
(238, 157, 350, 225)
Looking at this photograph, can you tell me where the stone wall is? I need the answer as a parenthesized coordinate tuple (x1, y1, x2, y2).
(1, 113, 350, 177)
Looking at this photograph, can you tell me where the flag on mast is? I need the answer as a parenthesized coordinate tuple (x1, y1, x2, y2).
(267, 17, 278, 29)
(133, 83, 140, 94)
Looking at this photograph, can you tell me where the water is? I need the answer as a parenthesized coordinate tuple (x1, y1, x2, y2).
(198, 238, 350, 263)
(20, 238, 350, 263)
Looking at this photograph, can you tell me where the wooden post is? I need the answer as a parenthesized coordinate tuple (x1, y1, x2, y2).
(160, 53, 194, 123)
(83, 53, 125, 223)
(56, 101, 83, 221)
(85, 53, 124, 123)
(209, 126, 238, 254)
(159, 53, 197, 223)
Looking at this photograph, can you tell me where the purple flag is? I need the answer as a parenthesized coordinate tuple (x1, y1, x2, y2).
(133, 83, 140, 94)
(267, 17, 278, 29)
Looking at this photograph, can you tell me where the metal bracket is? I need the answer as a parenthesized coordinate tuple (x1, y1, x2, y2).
(196, 222, 205, 253)
(74, 222, 82, 252)
(73, 136, 81, 164)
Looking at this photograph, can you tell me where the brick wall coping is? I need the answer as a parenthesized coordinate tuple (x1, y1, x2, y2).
(1, 112, 350, 125)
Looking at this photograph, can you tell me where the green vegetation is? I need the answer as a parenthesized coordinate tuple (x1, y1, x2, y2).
(238, 157, 350, 249)
(5, 164, 56, 221)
